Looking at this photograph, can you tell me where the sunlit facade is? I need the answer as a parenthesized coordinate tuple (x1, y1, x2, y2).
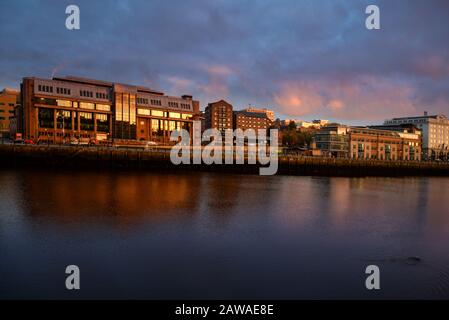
(233, 110, 270, 133)
(18, 76, 200, 144)
(384, 113, 449, 160)
(349, 127, 421, 161)
(204, 99, 233, 135)
(314, 125, 422, 161)
(0, 88, 19, 138)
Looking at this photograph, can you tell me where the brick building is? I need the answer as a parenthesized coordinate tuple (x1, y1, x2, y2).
(17, 76, 200, 144)
(0, 88, 19, 138)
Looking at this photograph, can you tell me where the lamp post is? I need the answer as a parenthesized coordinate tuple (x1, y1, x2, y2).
(58, 110, 65, 145)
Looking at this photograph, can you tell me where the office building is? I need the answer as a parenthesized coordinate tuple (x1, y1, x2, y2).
(349, 127, 421, 161)
(384, 113, 449, 159)
(0, 88, 19, 138)
(18, 76, 200, 144)
(314, 124, 422, 160)
(314, 124, 350, 158)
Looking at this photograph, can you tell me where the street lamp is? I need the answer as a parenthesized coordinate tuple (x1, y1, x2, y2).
(58, 110, 65, 145)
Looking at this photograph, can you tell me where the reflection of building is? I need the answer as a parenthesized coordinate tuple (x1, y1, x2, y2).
(233, 110, 270, 133)
(0, 88, 19, 138)
(243, 107, 275, 122)
(204, 99, 233, 135)
(384, 113, 449, 160)
(18, 76, 200, 144)
(314, 124, 422, 160)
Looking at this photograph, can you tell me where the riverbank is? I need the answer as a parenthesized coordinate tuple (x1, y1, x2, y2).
(0, 144, 448, 176)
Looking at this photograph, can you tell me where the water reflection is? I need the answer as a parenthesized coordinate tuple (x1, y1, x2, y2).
(1, 169, 449, 299)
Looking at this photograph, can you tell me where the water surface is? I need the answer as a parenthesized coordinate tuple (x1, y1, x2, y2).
(1, 169, 449, 299)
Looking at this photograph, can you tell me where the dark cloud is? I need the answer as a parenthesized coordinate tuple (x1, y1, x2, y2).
(1, 0, 448, 123)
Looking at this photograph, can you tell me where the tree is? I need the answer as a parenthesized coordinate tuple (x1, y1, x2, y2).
(288, 121, 297, 130)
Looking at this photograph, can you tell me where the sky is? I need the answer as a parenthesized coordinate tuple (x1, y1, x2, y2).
(1, 0, 449, 125)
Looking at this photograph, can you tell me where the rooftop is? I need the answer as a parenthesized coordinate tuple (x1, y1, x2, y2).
(234, 110, 268, 119)
(54, 76, 165, 95)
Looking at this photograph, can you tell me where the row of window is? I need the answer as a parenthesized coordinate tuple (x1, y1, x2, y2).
(136, 108, 192, 119)
(38, 108, 110, 132)
(35, 98, 111, 112)
(0, 102, 15, 106)
(38, 85, 53, 93)
(80, 90, 109, 99)
(56, 87, 71, 95)
(80, 90, 93, 98)
(96, 92, 109, 99)
(353, 144, 416, 152)
(136, 98, 164, 107)
(38, 85, 110, 100)
(151, 99, 162, 106)
(137, 97, 149, 105)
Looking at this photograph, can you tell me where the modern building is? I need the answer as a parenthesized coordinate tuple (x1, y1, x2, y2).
(204, 99, 233, 135)
(314, 124, 350, 158)
(384, 113, 449, 160)
(18, 76, 200, 144)
(243, 106, 275, 123)
(0, 88, 19, 138)
(314, 124, 422, 160)
(233, 110, 270, 133)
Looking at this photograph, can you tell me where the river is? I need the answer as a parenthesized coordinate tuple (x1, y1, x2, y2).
(1, 169, 449, 299)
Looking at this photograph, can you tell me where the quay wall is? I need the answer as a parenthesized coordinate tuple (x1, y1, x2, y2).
(1, 144, 448, 177)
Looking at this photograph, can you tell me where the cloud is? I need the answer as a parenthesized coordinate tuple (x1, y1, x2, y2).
(197, 64, 235, 101)
(328, 99, 344, 111)
(273, 75, 419, 121)
(0, 0, 449, 123)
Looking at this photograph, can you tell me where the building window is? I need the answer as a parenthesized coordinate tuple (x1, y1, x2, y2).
(96, 114, 109, 133)
(96, 104, 111, 111)
(56, 100, 71, 107)
(56, 110, 72, 130)
(151, 99, 161, 106)
(80, 102, 95, 110)
(38, 108, 54, 129)
(152, 110, 164, 117)
(79, 112, 94, 131)
(137, 108, 150, 116)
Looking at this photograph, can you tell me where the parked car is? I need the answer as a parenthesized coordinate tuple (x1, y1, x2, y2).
(78, 138, 90, 146)
(24, 139, 35, 145)
(146, 141, 158, 146)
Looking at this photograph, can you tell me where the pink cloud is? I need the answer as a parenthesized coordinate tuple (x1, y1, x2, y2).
(273, 82, 324, 116)
(273, 76, 420, 121)
(198, 64, 235, 100)
(328, 99, 344, 111)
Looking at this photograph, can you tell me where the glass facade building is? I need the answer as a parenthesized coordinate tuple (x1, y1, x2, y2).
(18, 76, 200, 144)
